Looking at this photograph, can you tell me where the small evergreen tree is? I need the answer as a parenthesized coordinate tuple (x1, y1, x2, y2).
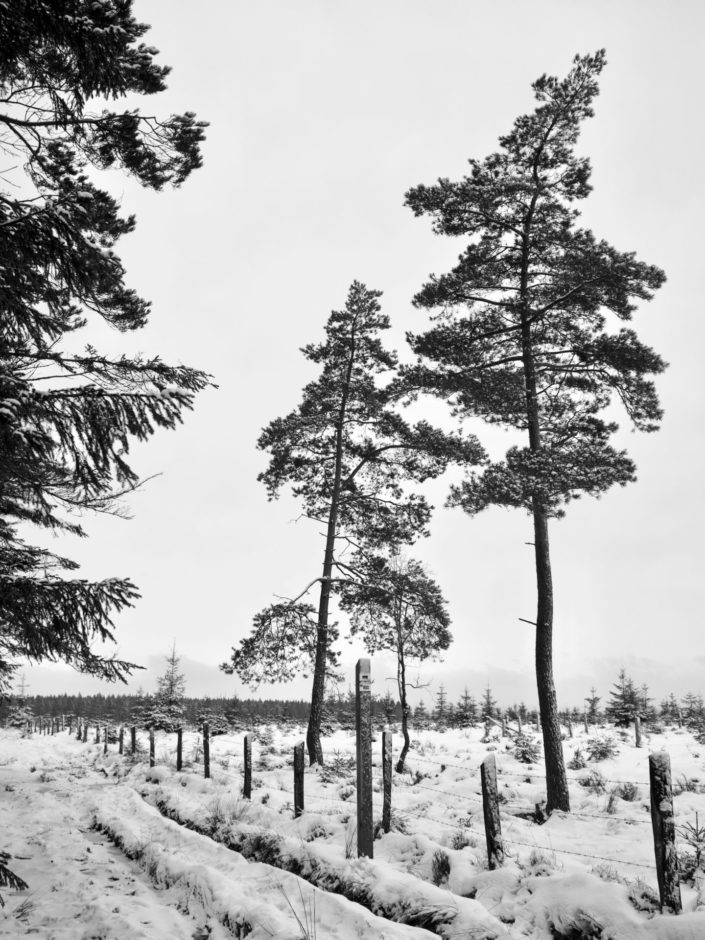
(414, 699, 429, 728)
(144, 644, 186, 732)
(585, 687, 601, 723)
(604, 669, 639, 726)
(660, 693, 680, 723)
(480, 684, 498, 721)
(433, 684, 448, 727)
(340, 553, 451, 771)
(456, 687, 477, 726)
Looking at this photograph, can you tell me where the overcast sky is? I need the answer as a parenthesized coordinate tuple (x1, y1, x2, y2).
(24, 0, 705, 710)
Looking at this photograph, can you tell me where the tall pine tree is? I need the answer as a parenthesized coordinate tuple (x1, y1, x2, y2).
(222, 283, 480, 764)
(402, 51, 665, 811)
(0, 1, 209, 693)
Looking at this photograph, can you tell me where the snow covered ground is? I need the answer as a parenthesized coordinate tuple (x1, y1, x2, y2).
(2, 723, 705, 938)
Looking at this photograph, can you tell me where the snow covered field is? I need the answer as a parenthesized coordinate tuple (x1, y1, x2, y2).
(2, 723, 705, 938)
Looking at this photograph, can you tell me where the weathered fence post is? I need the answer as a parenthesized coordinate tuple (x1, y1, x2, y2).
(293, 741, 305, 818)
(203, 721, 210, 778)
(103, 727, 108, 755)
(119, 727, 124, 755)
(567, 717, 573, 739)
(583, 711, 589, 734)
(481, 753, 504, 870)
(176, 728, 183, 772)
(243, 733, 252, 799)
(76, 722, 81, 741)
(82, 724, 88, 743)
(130, 726, 136, 755)
(501, 714, 507, 737)
(517, 712, 523, 734)
(634, 713, 643, 748)
(95, 726, 100, 744)
(149, 730, 155, 768)
(382, 728, 392, 834)
(649, 751, 681, 914)
(356, 657, 374, 858)
(676, 708, 683, 729)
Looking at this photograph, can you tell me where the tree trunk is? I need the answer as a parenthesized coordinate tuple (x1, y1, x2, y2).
(532, 501, 569, 812)
(396, 652, 411, 773)
(519, 198, 570, 812)
(306, 330, 357, 766)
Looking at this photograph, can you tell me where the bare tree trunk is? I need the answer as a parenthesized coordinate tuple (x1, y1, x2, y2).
(306, 330, 356, 766)
(532, 502, 569, 812)
(395, 651, 411, 773)
(519, 193, 570, 812)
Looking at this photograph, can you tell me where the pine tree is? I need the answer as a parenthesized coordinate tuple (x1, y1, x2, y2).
(604, 668, 639, 726)
(660, 693, 680, 723)
(584, 687, 601, 723)
(402, 51, 665, 812)
(433, 684, 448, 728)
(456, 687, 477, 726)
(144, 644, 186, 732)
(0, 1, 209, 694)
(340, 553, 451, 771)
(414, 699, 429, 728)
(222, 283, 479, 764)
(480, 684, 498, 721)
(5, 672, 32, 729)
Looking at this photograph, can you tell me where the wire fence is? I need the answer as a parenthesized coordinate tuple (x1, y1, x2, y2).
(44, 715, 705, 904)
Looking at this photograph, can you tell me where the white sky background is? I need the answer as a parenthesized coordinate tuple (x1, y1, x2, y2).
(24, 0, 705, 710)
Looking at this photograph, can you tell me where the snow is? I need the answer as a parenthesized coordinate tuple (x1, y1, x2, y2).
(2, 723, 705, 938)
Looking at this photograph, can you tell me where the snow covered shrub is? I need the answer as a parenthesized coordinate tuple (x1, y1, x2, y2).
(513, 733, 541, 763)
(567, 747, 587, 770)
(579, 769, 607, 794)
(627, 878, 660, 913)
(245, 831, 282, 865)
(338, 784, 354, 801)
(678, 813, 705, 883)
(0, 851, 28, 906)
(673, 774, 700, 795)
(526, 848, 558, 876)
(604, 789, 618, 815)
(318, 750, 355, 783)
(431, 849, 451, 885)
(451, 829, 476, 850)
(615, 781, 640, 802)
(585, 735, 619, 762)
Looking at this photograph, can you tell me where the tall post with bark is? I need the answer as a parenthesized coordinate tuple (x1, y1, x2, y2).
(403, 51, 665, 812)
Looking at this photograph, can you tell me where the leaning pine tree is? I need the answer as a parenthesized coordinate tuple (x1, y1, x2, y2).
(0, 3, 209, 691)
(222, 282, 481, 764)
(403, 50, 665, 812)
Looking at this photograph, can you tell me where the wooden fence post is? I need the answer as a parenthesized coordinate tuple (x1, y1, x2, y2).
(76, 722, 81, 741)
(382, 728, 392, 834)
(583, 711, 589, 734)
(176, 728, 183, 771)
(149, 731, 155, 768)
(293, 741, 305, 818)
(501, 714, 507, 737)
(82, 724, 88, 743)
(634, 714, 643, 748)
(130, 726, 136, 755)
(567, 717, 573, 739)
(95, 726, 100, 744)
(119, 728, 124, 755)
(481, 753, 504, 870)
(203, 721, 210, 779)
(103, 727, 108, 755)
(649, 751, 681, 914)
(243, 733, 252, 799)
(356, 657, 374, 859)
(517, 712, 523, 734)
